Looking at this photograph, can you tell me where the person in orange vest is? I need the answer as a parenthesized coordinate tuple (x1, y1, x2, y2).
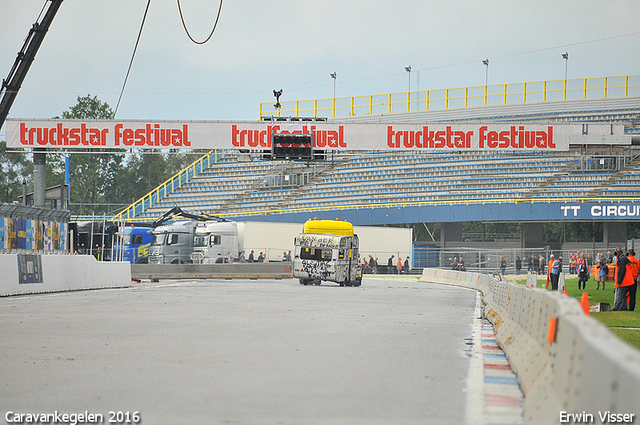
(546, 254, 555, 289)
(613, 248, 639, 311)
(396, 258, 403, 274)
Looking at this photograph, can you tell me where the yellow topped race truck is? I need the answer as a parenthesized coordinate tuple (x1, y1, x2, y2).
(293, 219, 362, 286)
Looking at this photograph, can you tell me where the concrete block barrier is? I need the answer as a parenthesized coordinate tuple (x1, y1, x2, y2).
(1, 253, 131, 296)
(419, 267, 640, 424)
(130, 262, 294, 280)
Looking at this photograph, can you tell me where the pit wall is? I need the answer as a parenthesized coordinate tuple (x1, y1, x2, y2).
(420, 268, 640, 424)
(0, 253, 131, 296)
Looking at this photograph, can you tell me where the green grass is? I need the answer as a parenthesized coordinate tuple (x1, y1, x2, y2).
(608, 328, 640, 348)
(514, 275, 640, 350)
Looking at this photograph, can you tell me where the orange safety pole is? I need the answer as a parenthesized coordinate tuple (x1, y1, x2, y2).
(547, 317, 557, 343)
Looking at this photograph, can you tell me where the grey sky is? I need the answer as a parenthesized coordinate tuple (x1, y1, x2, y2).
(1, 0, 639, 131)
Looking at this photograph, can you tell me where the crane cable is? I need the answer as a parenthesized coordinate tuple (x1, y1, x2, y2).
(177, 0, 224, 45)
(114, 0, 152, 118)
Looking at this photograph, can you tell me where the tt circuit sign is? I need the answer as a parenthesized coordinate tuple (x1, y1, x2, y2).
(5, 119, 627, 151)
(560, 204, 640, 220)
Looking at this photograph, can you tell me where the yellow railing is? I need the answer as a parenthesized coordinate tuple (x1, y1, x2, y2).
(111, 150, 226, 222)
(214, 197, 640, 219)
(259, 75, 640, 119)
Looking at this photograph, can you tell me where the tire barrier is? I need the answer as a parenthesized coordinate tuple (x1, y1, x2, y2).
(0, 253, 131, 296)
(420, 268, 640, 424)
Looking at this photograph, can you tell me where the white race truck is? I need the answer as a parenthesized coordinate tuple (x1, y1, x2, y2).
(293, 219, 361, 286)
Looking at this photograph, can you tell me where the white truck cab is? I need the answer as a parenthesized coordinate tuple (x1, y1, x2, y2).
(190, 221, 239, 264)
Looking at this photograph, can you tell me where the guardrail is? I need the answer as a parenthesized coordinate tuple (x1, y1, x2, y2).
(420, 268, 640, 423)
(259, 75, 640, 119)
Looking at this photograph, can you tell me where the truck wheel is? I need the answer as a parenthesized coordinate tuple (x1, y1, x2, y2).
(299, 279, 309, 285)
(354, 279, 362, 287)
(313, 280, 321, 285)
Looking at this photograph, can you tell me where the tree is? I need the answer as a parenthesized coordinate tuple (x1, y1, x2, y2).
(0, 141, 32, 203)
(55, 94, 123, 215)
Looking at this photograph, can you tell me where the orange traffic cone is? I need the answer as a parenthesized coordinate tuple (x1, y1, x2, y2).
(563, 290, 568, 296)
(581, 292, 590, 316)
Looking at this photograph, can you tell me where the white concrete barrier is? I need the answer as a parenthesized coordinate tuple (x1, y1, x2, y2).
(1, 253, 131, 296)
(420, 267, 640, 424)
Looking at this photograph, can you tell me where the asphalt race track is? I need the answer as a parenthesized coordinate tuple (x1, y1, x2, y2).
(1, 277, 494, 425)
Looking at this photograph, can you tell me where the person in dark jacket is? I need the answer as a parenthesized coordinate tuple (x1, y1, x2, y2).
(387, 255, 395, 274)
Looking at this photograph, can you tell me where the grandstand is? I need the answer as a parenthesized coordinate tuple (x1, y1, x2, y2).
(113, 74, 640, 231)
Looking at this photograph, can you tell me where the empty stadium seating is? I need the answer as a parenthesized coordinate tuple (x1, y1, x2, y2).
(131, 146, 640, 219)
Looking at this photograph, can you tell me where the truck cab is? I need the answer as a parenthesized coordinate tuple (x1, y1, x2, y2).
(148, 220, 198, 264)
(190, 221, 239, 264)
(293, 219, 361, 286)
(114, 226, 153, 264)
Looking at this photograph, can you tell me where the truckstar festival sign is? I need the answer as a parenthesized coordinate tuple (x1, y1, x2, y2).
(6, 119, 626, 152)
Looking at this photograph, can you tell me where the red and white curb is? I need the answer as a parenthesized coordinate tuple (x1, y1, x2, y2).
(466, 292, 524, 425)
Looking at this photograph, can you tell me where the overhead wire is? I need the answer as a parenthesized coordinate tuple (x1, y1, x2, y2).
(177, 0, 224, 45)
(114, 0, 152, 118)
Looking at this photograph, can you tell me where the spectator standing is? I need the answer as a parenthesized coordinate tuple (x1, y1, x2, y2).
(239, 250, 245, 263)
(614, 249, 639, 311)
(538, 255, 545, 275)
(451, 256, 458, 270)
(368, 255, 377, 274)
(577, 261, 589, 290)
(499, 257, 506, 275)
(396, 257, 403, 274)
(403, 256, 411, 274)
(551, 256, 560, 291)
(248, 250, 255, 263)
(527, 255, 534, 273)
(387, 255, 395, 274)
(597, 257, 608, 290)
(515, 256, 522, 275)
(548, 255, 555, 284)
(569, 254, 577, 275)
(257, 252, 264, 262)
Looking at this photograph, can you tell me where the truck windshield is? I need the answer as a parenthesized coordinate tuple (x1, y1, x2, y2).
(121, 234, 132, 245)
(300, 247, 332, 261)
(151, 233, 166, 245)
(194, 235, 207, 247)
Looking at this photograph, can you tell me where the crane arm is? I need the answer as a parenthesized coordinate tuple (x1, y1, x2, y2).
(0, 0, 64, 129)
